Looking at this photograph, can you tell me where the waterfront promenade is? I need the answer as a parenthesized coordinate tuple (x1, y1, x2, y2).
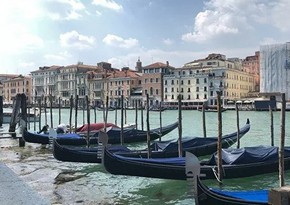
(0, 162, 49, 205)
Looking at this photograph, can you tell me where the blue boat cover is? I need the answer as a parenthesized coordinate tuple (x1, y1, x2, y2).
(36, 132, 82, 139)
(150, 137, 218, 152)
(212, 188, 268, 203)
(208, 146, 290, 165)
(115, 153, 185, 166)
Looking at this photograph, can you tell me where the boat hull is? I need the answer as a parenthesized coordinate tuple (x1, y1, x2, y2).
(23, 121, 178, 145)
(196, 177, 269, 205)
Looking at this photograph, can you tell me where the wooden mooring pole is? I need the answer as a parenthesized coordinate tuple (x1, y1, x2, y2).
(135, 101, 138, 130)
(141, 101, 144, 131)
(94, 102, 96, 124)
(33, 103, 36, 131)
(19, 94, 27, 147)
(38, 98, 42, 132)
(269, 105, 274, 146)
(115, 103, 118, 126)
(69, 95, 73, 133)
(49, 94, 53, 129)
(146, 94, 151, 158)
(74, 95, 79, 133)
(86, 95, 90, 147)
(27, 103, 30, 130)
(178, 95, 183, 157)
(202, 103, 206, 138)
(217, 91, 223, 185)
(235, 102, 240, 149)
(159, 101, 162, 141)
(44, 96, 47, 126)
(58, 97, 61, 125)
(120, 95, 124, 145)
(82, 99, 85, 125)
(279, 93, 286, 187)
(124, 102, 127, 125)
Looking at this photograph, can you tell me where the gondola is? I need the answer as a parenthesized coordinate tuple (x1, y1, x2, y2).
(149, 105, 167, 112)
(197, 107, 227, 112)
(185, 152, 269, 205)
(120, 118, 250, 158)
(96, 106, 115, 111)
(22, 121, 178, 145)
(52, 119, 250, 163)
(52, 141, 131, 163)
(196, 177, 268, 205)
(102, 145, 290, 180)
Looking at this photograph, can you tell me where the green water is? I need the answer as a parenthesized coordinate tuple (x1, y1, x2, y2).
(0, 109, 289, 204)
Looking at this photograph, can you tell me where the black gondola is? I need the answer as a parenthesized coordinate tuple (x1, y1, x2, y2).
(196, 177, 268, 205)
(53, 119, 250, 163)
(185, 152, 269, 205)
(102, 145, 290, 180)
(23, 121, 178, 145)
(120, 119, 250, 158)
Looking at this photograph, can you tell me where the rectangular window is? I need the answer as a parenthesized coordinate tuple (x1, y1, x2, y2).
(196, 87, 199, 92)
(196, 94, 199, 99)
(204, 87, 207, 91)
(196, 79, 199, 84)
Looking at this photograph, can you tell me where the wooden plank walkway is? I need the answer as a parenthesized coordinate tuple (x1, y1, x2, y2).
(0, 163, 50, 205)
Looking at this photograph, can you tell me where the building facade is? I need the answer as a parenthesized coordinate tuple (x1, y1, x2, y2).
(30, 63, 102, 106)
(163, 54, 255, 109)
(106, 68, 142, 107)
(242, 51, 260, 92)
(3, 75, 32, 104)
(141, 61, 174, 106)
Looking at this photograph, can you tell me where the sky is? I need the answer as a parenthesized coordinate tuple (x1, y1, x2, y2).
(1, 0, 290, 75)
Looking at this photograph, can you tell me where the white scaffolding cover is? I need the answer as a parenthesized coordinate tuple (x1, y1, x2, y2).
(260, 42, 290, 100)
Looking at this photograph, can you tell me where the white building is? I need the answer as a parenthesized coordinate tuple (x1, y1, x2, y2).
(30, 63, 101, 106)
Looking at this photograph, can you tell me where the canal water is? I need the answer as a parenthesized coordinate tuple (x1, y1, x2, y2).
(1, 109, 290, 204)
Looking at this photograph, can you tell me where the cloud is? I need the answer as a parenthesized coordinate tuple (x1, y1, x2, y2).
(96, 10, 102, 16)
(44, 51, 72, 62)
(44, 0, 86, 20)
(182, 0, 290, 43)
(103, 34, 139, 49)
(163, 38, 174, 46)
(60, 31, 95, 49)
(92, 0, 123, 12)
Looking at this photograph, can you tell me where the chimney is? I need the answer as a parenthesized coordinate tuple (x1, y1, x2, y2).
(166, 61, 169, 67)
